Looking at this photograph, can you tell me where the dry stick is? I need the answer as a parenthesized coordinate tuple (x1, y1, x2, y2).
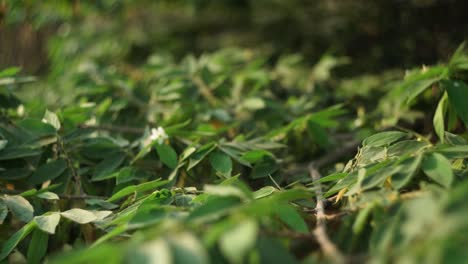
(309, 163, 346, 264)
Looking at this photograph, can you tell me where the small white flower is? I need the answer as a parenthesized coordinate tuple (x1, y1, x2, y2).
(149, 126, 168, 145)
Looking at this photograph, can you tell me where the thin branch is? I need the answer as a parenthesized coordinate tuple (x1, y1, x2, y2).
(192, 76, 220, 107)
(287, 139, 360, 177)
(314, 139, 360, 169)
(309, 164, 346, 264)
(57, 136, 83, 195)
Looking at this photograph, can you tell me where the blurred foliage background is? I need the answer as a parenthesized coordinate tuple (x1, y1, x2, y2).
(1, 1, 468, 263)
(1, 0, 468, 74)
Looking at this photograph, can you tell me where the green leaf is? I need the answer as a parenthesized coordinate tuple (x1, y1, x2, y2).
(17, 118, 56, 138)
(0, 139, 7, 151)
(188, 196, 241, 220)
(275, 203, 308, 233)
(132, 239, 172, 264)
(422, 152, 454, 188)
(30, 159, 67, 185)
(43, 109, 61, 131)
(433, 92, 448, 142)
(209, 151, 232, 177)
(240, 150, 274, 164)
(188, 142, 216, 170)
(352, 205, 373, 234)
(92, 152, 127, 181)
(3, 195, 34, 222)
(443, 79, 468, 126)
(437, 145, 468, 159)
(156, 144, 178, 169)
(27, 229, 48, 264)
(0, 221, 35, 261)
(362, 131, 407, 147)
(115, 167, 138, 185)
(253, 186, 276, 199)
(219, 219, 258, 264)
(179, 146, 196, 162)
(169, 233, 208, 264)
(307, 120, 330, 148)
(0, 200, 7, 224)
(0, 167, 31, 180)
(387, 140, 429, 157)
(251, 157, 279, 179)
(311, 172, 347, 184)
(107, 179, 169, 202)
(391, 155, 423, 189)
(405, 77, 441, 104)
(242, 97, 265, 110)
(203, 185, 247, 199)
(36, 192, 60, 200)
(61, 209, 97, 224)
(34, 213, 61, 234)
(0, 67, 21, 78)
(257, 237, 299, 264)
(0, 147, 42, 160)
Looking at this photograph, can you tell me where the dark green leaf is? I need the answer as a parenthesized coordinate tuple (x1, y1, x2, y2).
(169, 233, 209, 264)
(156, 144, 178, 169)
(443, 79, 468, 126)
(362, 131, 407, 147)
(107, 179, 169, 202)
(209, 151, 232, 177)
(0, 200, 7, 224)
(275, 203, 308, 233)
(3, 195, 34, 222)
(219, 219, 258, 264)
(30, 159, 67, 185)
(0, 147, 42, 161)
(240, 150, 274, 164)
(188, 196, 241, 220)
(188, 142, 216, 170)
(27, 229, 49, 264)
(0, 221, 35, 261)
(92, 152, 127, 181)
(422, 152, 454, 188)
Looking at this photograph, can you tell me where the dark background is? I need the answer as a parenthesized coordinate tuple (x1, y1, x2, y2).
(1, 0, 467, 75)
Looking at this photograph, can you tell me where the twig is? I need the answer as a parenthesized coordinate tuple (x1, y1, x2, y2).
(309, 163, 346, 264)
(192, 76, 220, 107)
(314, 140, 360, 169)
(287, 139, 360, 177)
(301, 208, 350, 220)
(79, 124, 144, 134)
(57, 136, 83, 195)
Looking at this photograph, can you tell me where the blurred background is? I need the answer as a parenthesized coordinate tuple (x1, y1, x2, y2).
(1, 0, 467, 75)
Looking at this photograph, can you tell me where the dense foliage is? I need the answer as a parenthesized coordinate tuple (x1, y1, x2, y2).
(1, 1, 468, 264)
